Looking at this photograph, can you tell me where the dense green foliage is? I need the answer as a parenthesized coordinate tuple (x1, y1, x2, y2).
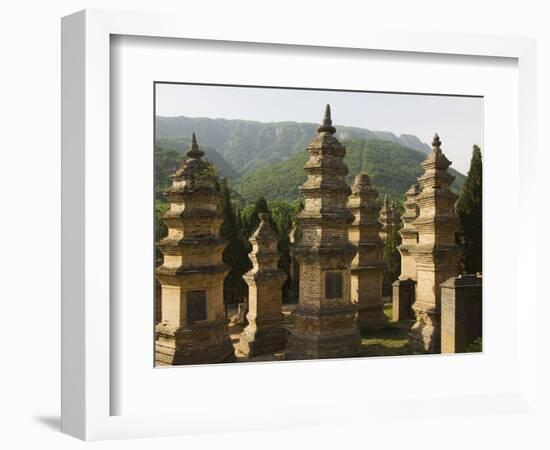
(266, 200, 300, 301)
(231, 139, 466, 203)
(383, 224, 402, 294)
(239, 198, 299, 303)
(219, 179, 250, 306)
(241, 197, 271, 238)
(456, 145, 483, 274)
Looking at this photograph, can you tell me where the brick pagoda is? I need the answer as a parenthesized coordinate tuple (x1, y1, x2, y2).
(409, 134, 461, 353)
(392, 183, 420, 321)
(347, 173, 388, 328)
(155, 134, 234, 365)
(237, 213, 288, 357)
(285, 105, 361, 360)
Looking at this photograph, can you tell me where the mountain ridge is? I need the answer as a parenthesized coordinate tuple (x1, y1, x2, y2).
(155, 116, 432, 175)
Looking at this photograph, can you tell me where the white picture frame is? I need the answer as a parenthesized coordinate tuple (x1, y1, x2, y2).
(61, 9, 538, 441)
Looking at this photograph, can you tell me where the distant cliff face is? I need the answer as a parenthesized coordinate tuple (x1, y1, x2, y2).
(395, 134, 432, 154)
(155, 116, 431, 175)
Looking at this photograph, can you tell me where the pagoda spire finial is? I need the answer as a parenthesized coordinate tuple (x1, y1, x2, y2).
(187, 132, 205, 159)
(317, 104, 336, 134)
(432, 133, 442, 150)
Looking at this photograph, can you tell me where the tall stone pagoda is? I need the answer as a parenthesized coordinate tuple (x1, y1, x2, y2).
(155, 134, 234, 365)
(392, 184, 420, 321)
(378, 195, 393, 242)
(237, 213, 288, 357)
(285, 105, 361, 360)
(347, 173, 388, 328)
(409, 134, 461, 353)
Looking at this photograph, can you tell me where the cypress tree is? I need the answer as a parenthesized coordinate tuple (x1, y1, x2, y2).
(383, 225, 401, 293)
(456, 145, 483, 274)
(244, 196, 271, 237)
(380, 198, 402, 295)
(269, 201, 296, 303)
(219, 179, 250, 306)
(391, 199, 403, 244)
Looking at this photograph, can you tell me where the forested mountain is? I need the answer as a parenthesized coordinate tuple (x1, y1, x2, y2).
(155, 117, 465, 204)
(230, 139, 466, 203)
(155, 116, 432, 175)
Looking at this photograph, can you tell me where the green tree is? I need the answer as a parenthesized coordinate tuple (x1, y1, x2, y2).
(456, 145, 482, 274)
(241, 196, 271, 238)
(239, 198, 301, 303)
(219, 179, 250, 306)
(269, 200, 300, 302)
(391, 200, 404, 232)
(383, 225, 401, 295)
(155, 200, 169, 262)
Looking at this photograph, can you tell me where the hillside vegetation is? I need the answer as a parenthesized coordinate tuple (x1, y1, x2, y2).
(156, 116, 431, 175)
(230, 139, 466, 203)
(154, 117, 465, 204)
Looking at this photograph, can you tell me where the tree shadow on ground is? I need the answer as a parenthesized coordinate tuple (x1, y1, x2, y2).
(360, 319, 416, 357)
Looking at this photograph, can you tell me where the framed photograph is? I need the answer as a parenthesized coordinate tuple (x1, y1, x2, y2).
(61, 9, 537, 441)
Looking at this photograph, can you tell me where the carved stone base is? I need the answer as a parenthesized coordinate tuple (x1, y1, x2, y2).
(356, 303, 388, 329)
(285, 303, 361, 360)
(155, 318, 235, 366)
(409, 306, 440, 353)
(392, 279, 416, 321)
(351, 268, 388, 329)
(236, 315, 288, 357)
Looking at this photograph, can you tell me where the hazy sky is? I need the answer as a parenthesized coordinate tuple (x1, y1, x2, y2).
(155, 83, 483, 174)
